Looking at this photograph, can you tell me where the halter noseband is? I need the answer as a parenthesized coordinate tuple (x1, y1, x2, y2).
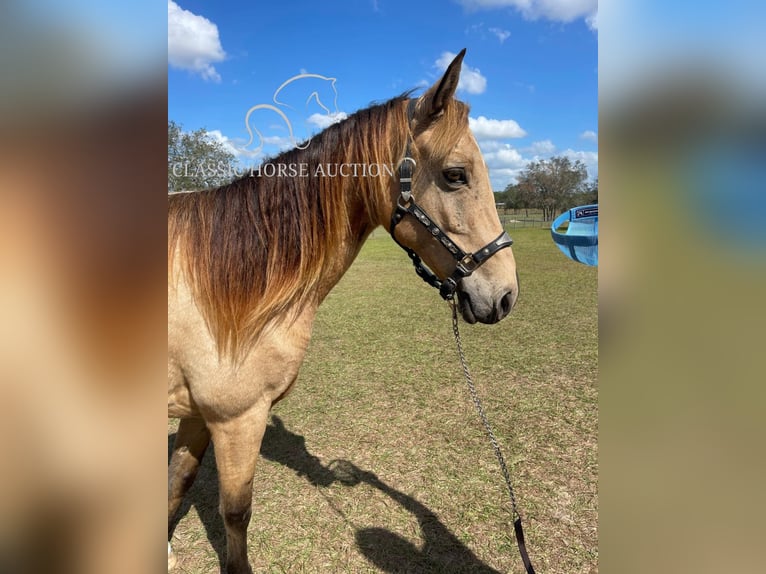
(389, 100, 514, 301)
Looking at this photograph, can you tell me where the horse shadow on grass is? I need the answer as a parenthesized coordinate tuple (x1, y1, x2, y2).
(169, 415, 502, 573)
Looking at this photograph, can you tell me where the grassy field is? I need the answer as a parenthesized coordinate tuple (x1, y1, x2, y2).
(169, 227, 598, 573)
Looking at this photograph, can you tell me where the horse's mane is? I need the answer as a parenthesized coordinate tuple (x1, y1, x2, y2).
(168, 93, 468, 358)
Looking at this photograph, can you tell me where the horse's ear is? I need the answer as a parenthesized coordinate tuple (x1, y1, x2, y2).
(418, 48, 466, 121)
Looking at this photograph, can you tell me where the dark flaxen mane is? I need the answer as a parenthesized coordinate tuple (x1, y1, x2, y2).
(168, 94, 468, 358)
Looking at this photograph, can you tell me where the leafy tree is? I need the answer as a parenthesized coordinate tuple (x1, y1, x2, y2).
(569, 178, 598, 207)
(509, 182, 537, 214)
(168, 120, 237, 192)
(583, 178, 598, 204)
(493, 191, 508, 211)
(499, 184, 516, 210)
(515, 156, 589, 220)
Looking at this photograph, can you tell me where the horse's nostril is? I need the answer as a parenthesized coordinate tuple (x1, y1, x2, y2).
(500, 291, 514, 316)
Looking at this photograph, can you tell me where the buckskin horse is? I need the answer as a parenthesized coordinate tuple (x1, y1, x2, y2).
(168, 49, 518, 573)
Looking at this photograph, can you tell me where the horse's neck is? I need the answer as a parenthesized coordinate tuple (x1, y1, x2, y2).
(313, 193, 379, 303)
(306, 104, 404, 303)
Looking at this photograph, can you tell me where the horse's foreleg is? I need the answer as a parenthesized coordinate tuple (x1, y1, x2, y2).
(168, 417, 210, 570)
(168, 417, 211, 528)
(208, 406, 269, 574)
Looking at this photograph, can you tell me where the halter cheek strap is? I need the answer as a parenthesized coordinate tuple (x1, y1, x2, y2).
(389, 100, 514, 301)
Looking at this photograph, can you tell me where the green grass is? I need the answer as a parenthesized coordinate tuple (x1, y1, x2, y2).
(170, 227, 597, 573)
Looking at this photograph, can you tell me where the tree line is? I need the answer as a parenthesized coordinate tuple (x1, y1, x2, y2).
(168, 120, 237, 192)
(494, 156, 597, 221)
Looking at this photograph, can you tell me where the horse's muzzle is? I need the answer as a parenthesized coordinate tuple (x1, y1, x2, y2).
(457, 288, 517, 324)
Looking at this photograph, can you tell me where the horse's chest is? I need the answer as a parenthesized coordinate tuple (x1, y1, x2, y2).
(167, 363, 200, 418)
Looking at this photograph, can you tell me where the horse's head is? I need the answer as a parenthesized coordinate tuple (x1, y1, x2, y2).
(389, 49, 519, 324)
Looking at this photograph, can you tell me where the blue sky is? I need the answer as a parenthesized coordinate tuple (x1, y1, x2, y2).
(168, 0, 598, 190)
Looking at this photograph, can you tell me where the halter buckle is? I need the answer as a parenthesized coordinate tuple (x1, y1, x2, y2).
(456, 253, 479, 275)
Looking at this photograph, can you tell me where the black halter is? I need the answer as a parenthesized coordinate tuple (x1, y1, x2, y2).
(389, 100, 514, 301)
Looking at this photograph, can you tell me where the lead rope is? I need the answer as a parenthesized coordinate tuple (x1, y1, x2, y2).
(449, 299, 537, 574)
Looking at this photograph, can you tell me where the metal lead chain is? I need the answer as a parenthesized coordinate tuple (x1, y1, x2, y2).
(449, 300, 520, 518)
(449, 299, 536, 574)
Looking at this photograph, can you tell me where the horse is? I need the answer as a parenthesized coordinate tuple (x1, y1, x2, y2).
(168, 49, 519, 573)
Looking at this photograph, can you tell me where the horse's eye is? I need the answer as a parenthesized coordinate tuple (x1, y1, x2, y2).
(442, 167, 467, 188)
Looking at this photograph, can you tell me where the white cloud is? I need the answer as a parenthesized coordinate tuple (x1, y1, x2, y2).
(481, 143, 527, 171)
(456, 0, 597, 28)
(262, 135, 296, 150)
(490, 147, 526, 167)
(465, 22, 485, 35)
(435, 52, 487, 95)
(469, 115, 527, 139)
(585, 10, 597, 31)
(478, 141, 598, 189)
(306, 111, 348, 130)
(465, 23, 510, 43)
(168, 1, 226, 82)
(483, 146, 527, 190)
(205, 130, 262, 159)
(489, 27, 511, 43)
(468, 117, 536, 189)
(526, 139, 556, 155)
(477, 140, 504, 152)
(580, 130, 598, 143)
(488, 168, 526, 190)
